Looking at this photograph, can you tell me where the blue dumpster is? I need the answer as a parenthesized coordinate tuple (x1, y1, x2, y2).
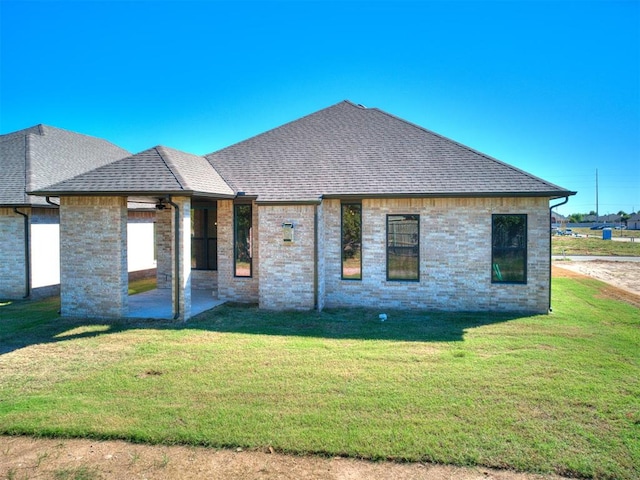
(602, 228, 612, 240)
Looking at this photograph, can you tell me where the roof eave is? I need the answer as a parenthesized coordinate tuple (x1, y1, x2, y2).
(255, 199, 322, 205)
(29, 190, 237, 199)
(321, 191, 577, 200)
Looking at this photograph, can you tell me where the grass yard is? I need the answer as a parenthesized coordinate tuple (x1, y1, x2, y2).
(552, 234, 640, 256)
(1, 278, 639, 479)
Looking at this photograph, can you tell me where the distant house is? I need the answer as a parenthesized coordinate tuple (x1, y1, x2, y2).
(628, 214, 640, 230)
(0, 125, 155, 299)
(3, 101, 575, 318)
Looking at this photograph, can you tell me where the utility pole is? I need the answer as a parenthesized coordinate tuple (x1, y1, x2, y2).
(595, 168, 599, 224)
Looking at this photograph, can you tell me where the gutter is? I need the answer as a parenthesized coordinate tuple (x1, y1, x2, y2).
(166, 197, 181, 320)
(549, 196, 569, 312)
(13, 208, 31, 298)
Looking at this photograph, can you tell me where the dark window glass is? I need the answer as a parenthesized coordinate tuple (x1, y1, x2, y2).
(234, 204, 252, 277)
(387, 214, 419, 281)
(341, 203, 362, 280)
(492, 214, 527, 283)
(191, 205, 217, 270)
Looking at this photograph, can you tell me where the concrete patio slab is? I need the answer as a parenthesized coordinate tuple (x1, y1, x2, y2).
(128, 289, 224, 320)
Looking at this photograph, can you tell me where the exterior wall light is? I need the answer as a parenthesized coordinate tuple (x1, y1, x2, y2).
(282, 222, 294, 242)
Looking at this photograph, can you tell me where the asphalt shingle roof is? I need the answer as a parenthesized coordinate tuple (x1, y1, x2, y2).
(37, 146, 234, 197)
(1, 124, 130, 206)
(206, 100, 575, 202)
(7, 101, 575, 204)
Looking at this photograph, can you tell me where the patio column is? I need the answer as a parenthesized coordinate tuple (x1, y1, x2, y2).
(59, 196, 128, 319)
(155, 206, 172, 289)
(170, 196, 191, 321)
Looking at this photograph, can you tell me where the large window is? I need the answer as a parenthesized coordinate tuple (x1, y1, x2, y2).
(492, 214, 527, 283)
(191, 204, 217, 270)
(341, 203, 362, 280)
(387, 214, 419, 281)
(234, 204, 252, 277)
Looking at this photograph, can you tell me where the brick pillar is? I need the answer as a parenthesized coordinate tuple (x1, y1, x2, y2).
(170, 197, 191, 321)
(60, 196, 128, 319)
(155, 206, 172, 289)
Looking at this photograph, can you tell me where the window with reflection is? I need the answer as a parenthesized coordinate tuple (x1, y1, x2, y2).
(492, 214, 527, 283)
(191, 204, 217, 270)
(234, 204, 252, 277)
(387, 214, 419, 281)
(341, 203, 362, 280)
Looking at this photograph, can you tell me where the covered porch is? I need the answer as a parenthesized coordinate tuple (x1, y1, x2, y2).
(31, 145, 237, 321)
(55, 194, 229, 321)
(128, 288, 224, 320)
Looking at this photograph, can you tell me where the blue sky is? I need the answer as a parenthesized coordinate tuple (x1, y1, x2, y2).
(1, 0, 638, 216)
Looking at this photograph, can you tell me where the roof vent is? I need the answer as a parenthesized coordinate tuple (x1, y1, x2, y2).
(357, 104, 367, 109)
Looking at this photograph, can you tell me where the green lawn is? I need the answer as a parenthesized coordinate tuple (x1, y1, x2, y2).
(1, 278, 638, 479)
(552, 234, 640, 256)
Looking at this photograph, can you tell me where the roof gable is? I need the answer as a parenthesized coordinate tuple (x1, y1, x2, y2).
(35, 146, 234, 197)
(206, 100, 575, 202)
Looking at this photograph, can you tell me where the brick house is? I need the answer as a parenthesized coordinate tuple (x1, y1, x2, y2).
(0, 125, 156, 299)
(13, 101, 575, 319)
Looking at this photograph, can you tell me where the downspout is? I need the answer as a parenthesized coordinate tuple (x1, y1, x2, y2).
(549, 197, 569, 312)
(14, 208, 31, 298)
(167, 197, 181, 320)
(45, 196, 59, 207)
(314, 204, 318, 310)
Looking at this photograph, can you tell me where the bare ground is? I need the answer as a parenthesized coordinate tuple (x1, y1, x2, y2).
(553, 260, 640, 308)
(0, 436, 567, 480)
(3, 263, 638, 480)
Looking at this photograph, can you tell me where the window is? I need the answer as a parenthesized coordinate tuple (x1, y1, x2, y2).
(387, 214, 419, 281)
(492, 214, 527, 283)
(191, 204, 217, 270)
(341, 203, 362, 280)
(234, 204, 252, 277)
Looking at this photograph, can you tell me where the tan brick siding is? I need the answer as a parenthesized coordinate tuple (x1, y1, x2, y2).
(258, 204, 317, 310)
(155, 207, 172, 289)
(59, 196, 128, 318)
(191, 270, 218, 293)
(322, 197, 550, 313)
(217, 200, 259, 303)
(0, 209, 28, 298)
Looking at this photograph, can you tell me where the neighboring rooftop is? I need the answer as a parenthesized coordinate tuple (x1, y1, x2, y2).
(0, 124, 130, 206)
(206, 100, 575, 202)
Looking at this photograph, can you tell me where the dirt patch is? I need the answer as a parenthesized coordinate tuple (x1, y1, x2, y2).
(0, 436, 570, 480)
(553, 261, 640, 308)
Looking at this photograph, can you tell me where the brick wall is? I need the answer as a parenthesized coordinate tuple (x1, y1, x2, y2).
(217, 200, 259, 303)
(258, 204, 316, 310)
(191, 270, 218, 293)
(0, 208, 28, 299)
(322, 197, 551, 313)
(155, 207, 172, 289)
(59, 196, 128, 318)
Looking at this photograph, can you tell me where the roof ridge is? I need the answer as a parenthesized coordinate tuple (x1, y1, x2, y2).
(204, 100, 351, 157)
(156, 146, 189, 190)
(23, 131, 31, 203)
(1, 124, 131, 156)
(369, 106, 571, 192)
